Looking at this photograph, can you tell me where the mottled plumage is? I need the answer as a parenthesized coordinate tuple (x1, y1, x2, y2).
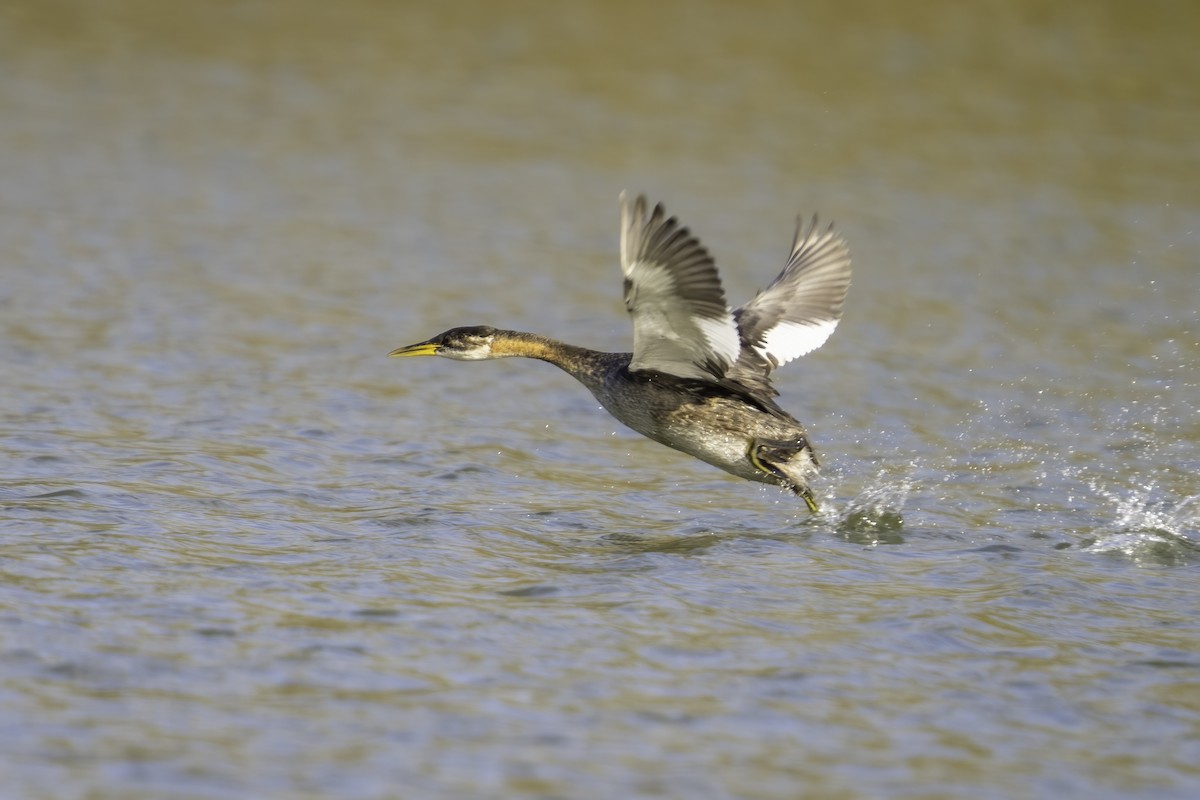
(390, 193, 852, 509)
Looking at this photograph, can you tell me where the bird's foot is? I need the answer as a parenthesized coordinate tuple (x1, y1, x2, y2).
(793, 484, 820, 513)
(748, 438, 819, 512)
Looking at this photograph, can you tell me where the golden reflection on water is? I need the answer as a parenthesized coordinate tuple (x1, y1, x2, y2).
(5, 1, 1198, 196)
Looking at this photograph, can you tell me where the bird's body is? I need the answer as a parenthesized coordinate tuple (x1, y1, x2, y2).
(391, 194, 852, 510)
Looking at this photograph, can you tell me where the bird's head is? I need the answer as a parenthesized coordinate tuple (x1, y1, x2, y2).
(389, 326, 499, 361)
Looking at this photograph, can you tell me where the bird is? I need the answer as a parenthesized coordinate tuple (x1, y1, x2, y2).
(390, 192, 852, 510)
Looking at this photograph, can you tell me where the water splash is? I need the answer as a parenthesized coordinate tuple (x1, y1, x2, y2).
(1082, 479, 1200, 566)
(829, 469, 913, 546)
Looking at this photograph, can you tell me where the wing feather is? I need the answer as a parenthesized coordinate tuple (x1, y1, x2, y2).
(727, 215, 851, 393)
(619, 192, 740, 381)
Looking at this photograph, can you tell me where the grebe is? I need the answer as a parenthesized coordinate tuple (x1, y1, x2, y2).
(390, 193, 851, 510)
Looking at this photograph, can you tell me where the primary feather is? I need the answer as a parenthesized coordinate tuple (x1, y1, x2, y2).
(619, 192, 742, 381)
(620, 194, 851, 402)
(726, 214, 852, 398)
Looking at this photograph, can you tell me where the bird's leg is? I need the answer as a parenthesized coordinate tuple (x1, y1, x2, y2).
(748, 438, 820, 512)
(793, 484, 820, 513)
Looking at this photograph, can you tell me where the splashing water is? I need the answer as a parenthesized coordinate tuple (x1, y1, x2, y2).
(1082, 479, 1200, 566)
(827, 468, 914, 546)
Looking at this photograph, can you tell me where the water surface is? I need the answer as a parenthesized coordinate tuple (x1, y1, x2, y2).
(2, 2, 1198, 797)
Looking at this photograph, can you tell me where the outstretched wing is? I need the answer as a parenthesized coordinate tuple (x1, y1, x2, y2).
(727, 215, 851, 394)
(619, 192, 740, 381)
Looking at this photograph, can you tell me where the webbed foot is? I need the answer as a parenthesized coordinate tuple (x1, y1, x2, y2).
(749, 438, 820, 512)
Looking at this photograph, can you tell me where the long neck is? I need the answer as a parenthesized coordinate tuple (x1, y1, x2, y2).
(489, 330, 624, 388)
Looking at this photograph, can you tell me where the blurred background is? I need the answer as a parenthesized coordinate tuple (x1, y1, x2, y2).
(2, 1, 1198, 798)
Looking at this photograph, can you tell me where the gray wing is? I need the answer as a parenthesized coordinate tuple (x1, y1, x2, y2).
(727, 215, 851, 394)
(619, 192, 741, 381)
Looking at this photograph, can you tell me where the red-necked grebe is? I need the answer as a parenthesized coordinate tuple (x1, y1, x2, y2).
(390, 193, 851, 510)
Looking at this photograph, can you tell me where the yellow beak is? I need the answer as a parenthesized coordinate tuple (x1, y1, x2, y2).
(388, 341, 440, 358)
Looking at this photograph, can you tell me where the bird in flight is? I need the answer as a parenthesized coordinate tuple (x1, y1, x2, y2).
(391, 192, 851, 510)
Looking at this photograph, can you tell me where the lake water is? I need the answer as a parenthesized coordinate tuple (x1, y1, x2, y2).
(2, 1, 1198, 797)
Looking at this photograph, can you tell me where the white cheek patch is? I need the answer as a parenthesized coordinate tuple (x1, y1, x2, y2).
(445, 344, 493, 360)
(756, 319, 839, 365)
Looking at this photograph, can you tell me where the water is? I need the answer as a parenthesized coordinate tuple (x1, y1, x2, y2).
(2, 1, 1198, 797)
